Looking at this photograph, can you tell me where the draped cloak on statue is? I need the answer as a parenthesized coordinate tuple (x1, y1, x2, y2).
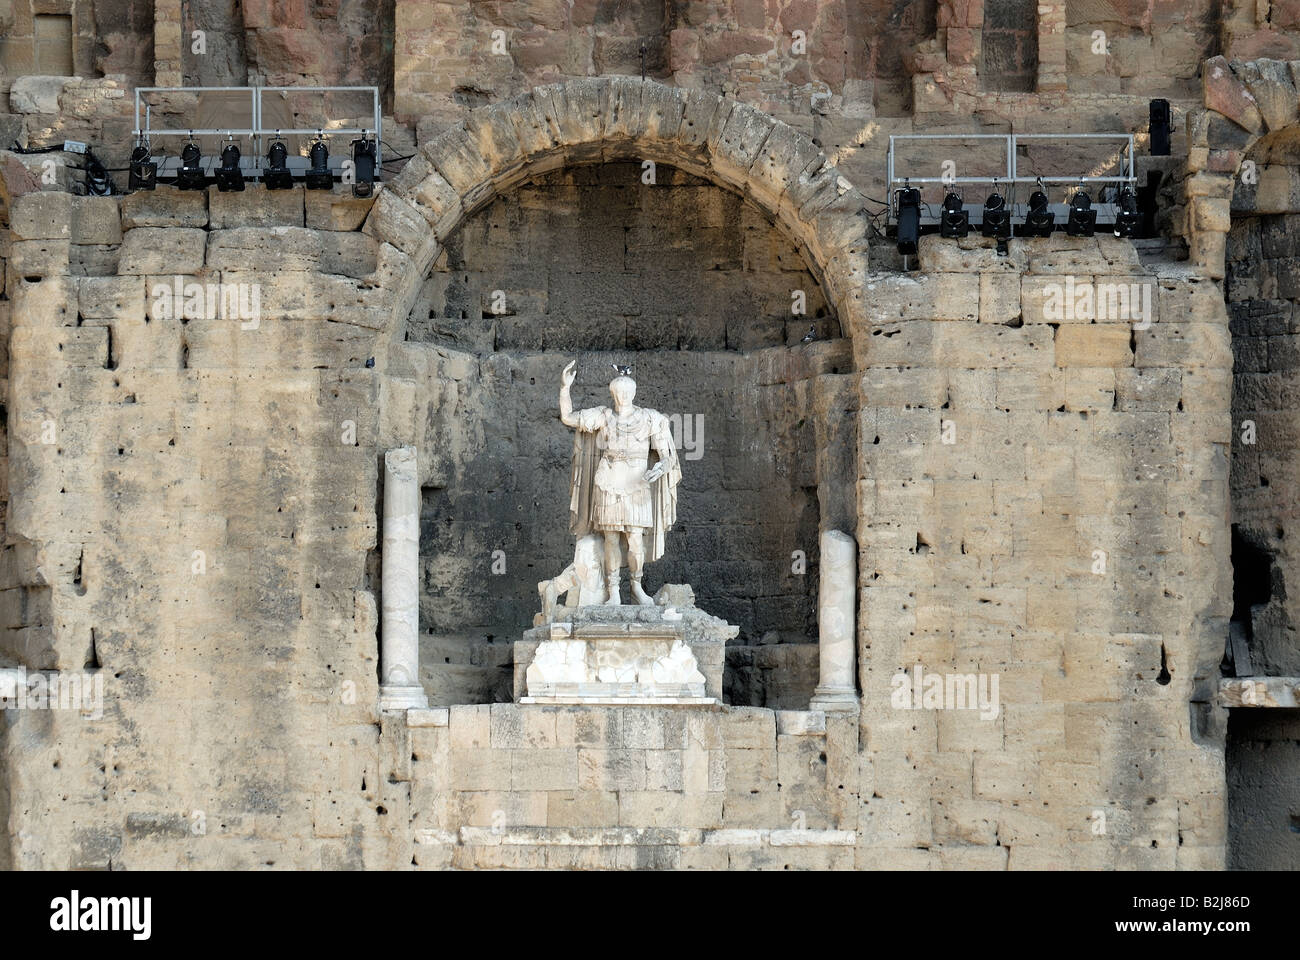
(568, 405, 681, 564)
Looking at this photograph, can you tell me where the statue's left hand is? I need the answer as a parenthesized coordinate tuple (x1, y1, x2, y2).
(644, 463, 666, 483)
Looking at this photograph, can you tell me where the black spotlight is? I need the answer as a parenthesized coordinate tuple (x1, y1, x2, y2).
(1066, 190, 1096, 237)
(981, 190, 1011, 239)
(1150, 99, 1171, 156)
(1020, 189, 1055, 237)
(1113, 186, 1141, 238)
(128, 144, 156, 191)
(305, 139, 333, 190)
(263, 140, 294, 190)
(895, 186, 921, 256)
(177, 142, 207, 190)
(940, 192, 969, 238)
(351, 137, 376, 198)
(215, 141, 244, 192)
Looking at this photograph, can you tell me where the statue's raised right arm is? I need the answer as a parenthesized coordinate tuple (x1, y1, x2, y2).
(559, 359, 579, 428)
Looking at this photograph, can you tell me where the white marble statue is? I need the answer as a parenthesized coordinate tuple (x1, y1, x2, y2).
(534, 533, 606, 625)
(559, 360, 682, 606)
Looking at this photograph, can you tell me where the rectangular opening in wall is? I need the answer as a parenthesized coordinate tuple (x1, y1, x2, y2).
(980, 0, 1038, 92)
(34, 14, 74, 76)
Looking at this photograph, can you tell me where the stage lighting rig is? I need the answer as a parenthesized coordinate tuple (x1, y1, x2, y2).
(1066, 187, 1096, 237)
(940, 192, 969, 238)
(895, 185, 921, 256)
(981, 186, 1011, 240)
(177, 139, 206, 190)
(1113, 186, 1141, 238)
(1020, 186, 1054, 237)
(263, 138, 294, 190)
(215, 138, 244, 192)
(128, 142, 156, 190)
(351, 135, 376, 198)
(305, 136, 333, 190)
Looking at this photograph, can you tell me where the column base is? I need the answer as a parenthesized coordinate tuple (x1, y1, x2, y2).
(379, 683, 428, 712)
(810, 687, 859, 714)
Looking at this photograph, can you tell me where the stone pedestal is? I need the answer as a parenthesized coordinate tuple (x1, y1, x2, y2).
(810, 529, 859, 714)
(514, 588, 733, 704)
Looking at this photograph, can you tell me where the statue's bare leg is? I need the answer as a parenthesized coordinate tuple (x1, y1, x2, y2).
(602, 531, 622, 605)
(626, 530, 654, 605)
(538, 563, 576, 624)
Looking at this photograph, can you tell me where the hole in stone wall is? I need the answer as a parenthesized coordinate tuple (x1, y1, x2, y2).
(1230, 524, 1273, 646)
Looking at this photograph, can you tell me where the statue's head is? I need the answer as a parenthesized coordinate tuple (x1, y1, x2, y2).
(609, 376, 636, 408)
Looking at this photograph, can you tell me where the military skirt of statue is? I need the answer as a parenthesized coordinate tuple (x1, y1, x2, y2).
(590, 409, 654, 532)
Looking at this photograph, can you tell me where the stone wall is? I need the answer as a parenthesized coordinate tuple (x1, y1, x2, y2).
(398, 703, 858, 869)
(0, 73, 1247, 870)
(1226, 213, 1300, 676)
(851, 235, 1230, 868)
(1226, 708, 1300, 868)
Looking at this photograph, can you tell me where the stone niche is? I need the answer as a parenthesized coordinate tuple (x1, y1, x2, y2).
(400, 160, 852, 707)
(403, 161, 852, 708)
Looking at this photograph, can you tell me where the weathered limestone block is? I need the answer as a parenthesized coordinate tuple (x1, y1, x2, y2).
(410, 170, 464, 240)
(808, 197, 869, 271)
(602, 75, 647, 143)
(1192, 197, 1231, 233)
(917, 235, 1029, 273)
(218, 269, 384, 328)
(463, 103, 526, 189)
(9, 239, 70, 277)
(386, 153, 431, 198)
(304, 187, 374, 231)
(710, 102, 777, 192)
(1202, 56, 1264, 133)
(78, 276, 145, 321)
(9, 76, 67, 114)
(9, 191, 73, 240)
(118, 227, 206, 274)
(422, 122, 496, 212)
(208, 185, 305, 228)
(72, 197, 122, 245)
(979, 272, 1021, 323)
(636, 79, 687, 143)
(861, 273, 979, 324)
(362, 189, 440, 275)
(1025, 235, 1145, 275)
(206, 226, 323, 272)
(119, 188, 209, 229)
(1239, 59, 1299, 131)
(550, 78, 611, 154)
(505, 89, 563, 159)
(9, 274, 74, 327)
(1134, 322, 1232, 368)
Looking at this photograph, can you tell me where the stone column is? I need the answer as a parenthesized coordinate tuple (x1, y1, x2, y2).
(810, 529, 859, 713)
(379, 446, 428, 711)
(153, 0, 184, 87)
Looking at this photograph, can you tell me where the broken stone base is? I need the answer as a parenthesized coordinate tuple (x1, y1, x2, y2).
(514, 593, 735, 704)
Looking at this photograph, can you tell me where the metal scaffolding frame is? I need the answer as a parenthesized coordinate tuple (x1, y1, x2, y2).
(886, 132, 1138, 224)
(132, 85, 383, 180)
